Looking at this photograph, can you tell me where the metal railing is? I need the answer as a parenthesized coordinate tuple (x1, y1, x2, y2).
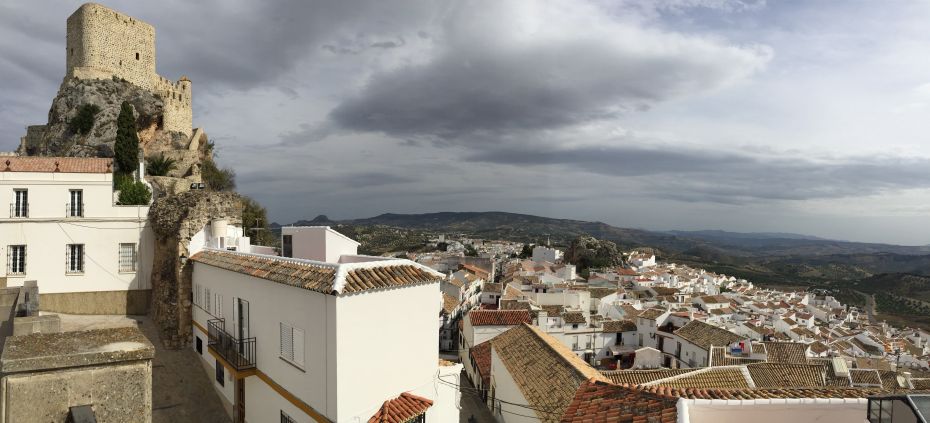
(9, 203, 28, 218)
(66, 203, 84, 217)
(207, 319, 256, 371)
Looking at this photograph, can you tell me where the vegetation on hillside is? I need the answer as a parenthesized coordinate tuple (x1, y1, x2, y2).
(69, 104, 101, 135)
(201, 157, 236, 191)
(114, 101, 139, 175)
(146, 154, 177, 176)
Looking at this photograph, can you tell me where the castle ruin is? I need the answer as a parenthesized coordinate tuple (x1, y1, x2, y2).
(66, 3, 192, 138)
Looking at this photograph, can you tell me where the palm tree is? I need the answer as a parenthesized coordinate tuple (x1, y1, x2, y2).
(146, 154, 177, 176)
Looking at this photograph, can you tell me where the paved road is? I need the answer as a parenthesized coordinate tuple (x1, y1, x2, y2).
(458, 371, 496, 423)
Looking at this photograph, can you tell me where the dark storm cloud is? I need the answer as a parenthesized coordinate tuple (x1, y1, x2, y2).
(329, 2, 770, 140)
(469, 144, 930, 202)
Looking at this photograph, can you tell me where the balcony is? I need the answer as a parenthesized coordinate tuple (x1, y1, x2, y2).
(207, 319, 256, 371)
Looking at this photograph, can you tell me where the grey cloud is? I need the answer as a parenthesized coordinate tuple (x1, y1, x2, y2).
(468, 144, 930, 202)
(330, 2, 770, 140)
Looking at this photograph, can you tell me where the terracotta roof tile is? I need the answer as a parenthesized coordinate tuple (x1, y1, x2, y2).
(762, 341, 809, 364)
(601, 319, 637, 333)
(849, 369, 883, 387)
(441, 293, 459, 315)
(0, 156, 112, 173)
(560, 380, 678, 423)
(601, 369, 696, 385)
(747, 363, 826, 388)
(492, 324, 608, 422)
(470, 340, 492, 387)
(709, 346, 764, 366)
(368, 392, 433, 423)
(190, 250, 441, 295)
(647, 366, 752, 389)
(467, 309, 531, 326)
(561, 312, 587, 325)
(673, 320, 742, 351)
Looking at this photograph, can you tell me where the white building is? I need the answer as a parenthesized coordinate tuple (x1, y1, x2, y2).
(531, 245, 563, 263)
(281, 226, 360, 262)
(190, 229, 460, 423)
(0, 157, 153, 308)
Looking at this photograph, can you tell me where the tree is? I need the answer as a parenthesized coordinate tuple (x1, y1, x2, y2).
(117, 181, 151, 205)
(519, 243, 534, 259)
(114, 101, 140, 175)
(241, 196, 274, 246)
(146, 154, 177, 176)
(465, 244, 478, 257)
(201, 157, 236, 191)
(69, 104, 101, 135)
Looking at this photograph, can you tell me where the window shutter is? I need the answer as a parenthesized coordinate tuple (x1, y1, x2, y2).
(216, 294, 223, 318)
(293, 327, 305, 366)
(280, 322, 294, 361)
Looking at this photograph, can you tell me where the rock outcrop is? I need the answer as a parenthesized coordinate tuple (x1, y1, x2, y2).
(148, 191, 243, 348)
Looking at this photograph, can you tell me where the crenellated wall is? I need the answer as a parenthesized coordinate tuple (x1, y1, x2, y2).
(66, 3, 192, 137)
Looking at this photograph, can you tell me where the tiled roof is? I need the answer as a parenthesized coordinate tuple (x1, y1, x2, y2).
(483, 283, 502, 294)
(601, 319, 637, 333)
(911, 378, 930, 390)
(368, 392, 433, 423)
(587, 287, 619, 299)
(502, 284, 524, 300)
(441, 293, 459, 315)
(467, 309, 531, 326)
(628, 384, 886, 400)
(492, 324, 608, 422)
(849, 369, 883, 387)
(698, 295, 729, 304)
(673, 320, 742, 351)
(808, 341, 830, 354)
(470, 340, 492, 387)
(638, 308, 667, 320)
(851, 337, 884, 356)
(877, 370, 905, 390)
(539, 305, 565, 316)
(809, 359, 852, 387)
(0, 156, 112, 173)
(562, 312, 587, 325)
(709, 346, 764, 366)
(647, 366, 752, 389)
(747, 363, 825, 388)
(601, 369, 696, 385)
(190, 250, 442, 295)
(560, 380, 678, 423)
(762, 341, 809, 364)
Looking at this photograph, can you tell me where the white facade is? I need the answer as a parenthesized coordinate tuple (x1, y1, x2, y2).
(531, 245, 562, 263)
(191, 248, 457, 423)
(0, 162, 153, 294)
(281, 226, 360, 262)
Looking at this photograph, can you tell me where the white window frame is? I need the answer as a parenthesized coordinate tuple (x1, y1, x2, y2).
(119, 243, 137, 273)
(68, 189, 83, 217)
(279, 322, 305, 369)
(7, 245, 26, 276)
(66, 244, 85, 274)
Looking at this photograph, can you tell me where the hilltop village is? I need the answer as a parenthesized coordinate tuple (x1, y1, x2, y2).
(0, 3, 927, 423)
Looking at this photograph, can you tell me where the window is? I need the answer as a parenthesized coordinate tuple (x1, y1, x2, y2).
(12, 189, 27, 217)
(119, 243, 137, 272)
(204, 287, 212, 314)
(7, 245, 26, 275)
(135, 52, 140, 60)
(280, 411, 297, 423)
(279, 322, 305, 367)
(68, 190, 83, 217)
(215, 359, 224, 386)
(66, 244, 84, 274)
(282, 235, 293, 258)
(196, 336, 203, 354)
(214, 293, 223, 318)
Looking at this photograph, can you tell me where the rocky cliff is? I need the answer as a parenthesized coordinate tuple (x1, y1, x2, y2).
(19, 76, 208, 197)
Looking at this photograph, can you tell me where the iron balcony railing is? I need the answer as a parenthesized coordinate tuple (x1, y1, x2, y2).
(207, 318, 256, 371)
(9, 203, 28, 218)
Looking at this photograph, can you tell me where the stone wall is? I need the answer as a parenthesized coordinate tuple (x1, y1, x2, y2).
(148, 191, 243, 348)
(67, 3, 156, 91)
(66, 3, 192, 137)
(39, 290, 151, 315)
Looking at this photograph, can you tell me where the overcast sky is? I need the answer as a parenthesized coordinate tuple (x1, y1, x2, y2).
(2, 0, 929, 245)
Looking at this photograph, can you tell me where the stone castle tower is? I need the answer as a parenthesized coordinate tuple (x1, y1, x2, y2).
(66, 3, 192, 138)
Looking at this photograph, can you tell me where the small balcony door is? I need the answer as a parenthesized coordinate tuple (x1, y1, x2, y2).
(236, 298, 250, 340)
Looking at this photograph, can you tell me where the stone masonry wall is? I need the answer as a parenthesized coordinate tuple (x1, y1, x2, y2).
(66, 3, 192, 137)
(148, 191, 243, 348)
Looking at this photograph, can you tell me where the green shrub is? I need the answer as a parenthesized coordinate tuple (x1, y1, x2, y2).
(146, 154, 177, 176)
(69, 104, 101, 135)
(113, 172, 134, 190)
(117, 181, 151, 205)
(201, 157, 236, 191)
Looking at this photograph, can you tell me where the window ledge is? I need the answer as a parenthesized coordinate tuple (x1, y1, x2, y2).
(279, 356, 307, 373)
(65, 272, 85, 276)
(6, 274, 25, 278)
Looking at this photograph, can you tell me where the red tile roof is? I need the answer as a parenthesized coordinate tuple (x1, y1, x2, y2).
(190, 250, 441, 295)
(368, 392, 433, 423)
(0, 157, 112, 173)
(561, 380, 677, 423)
(470, 340, 492, 387)
(467, 309, 531, 326)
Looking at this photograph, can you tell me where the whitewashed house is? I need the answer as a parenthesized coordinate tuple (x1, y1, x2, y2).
(0, 157, 153, 312)
(189, 228, 460, 423)
(531, 245, 563, 263)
